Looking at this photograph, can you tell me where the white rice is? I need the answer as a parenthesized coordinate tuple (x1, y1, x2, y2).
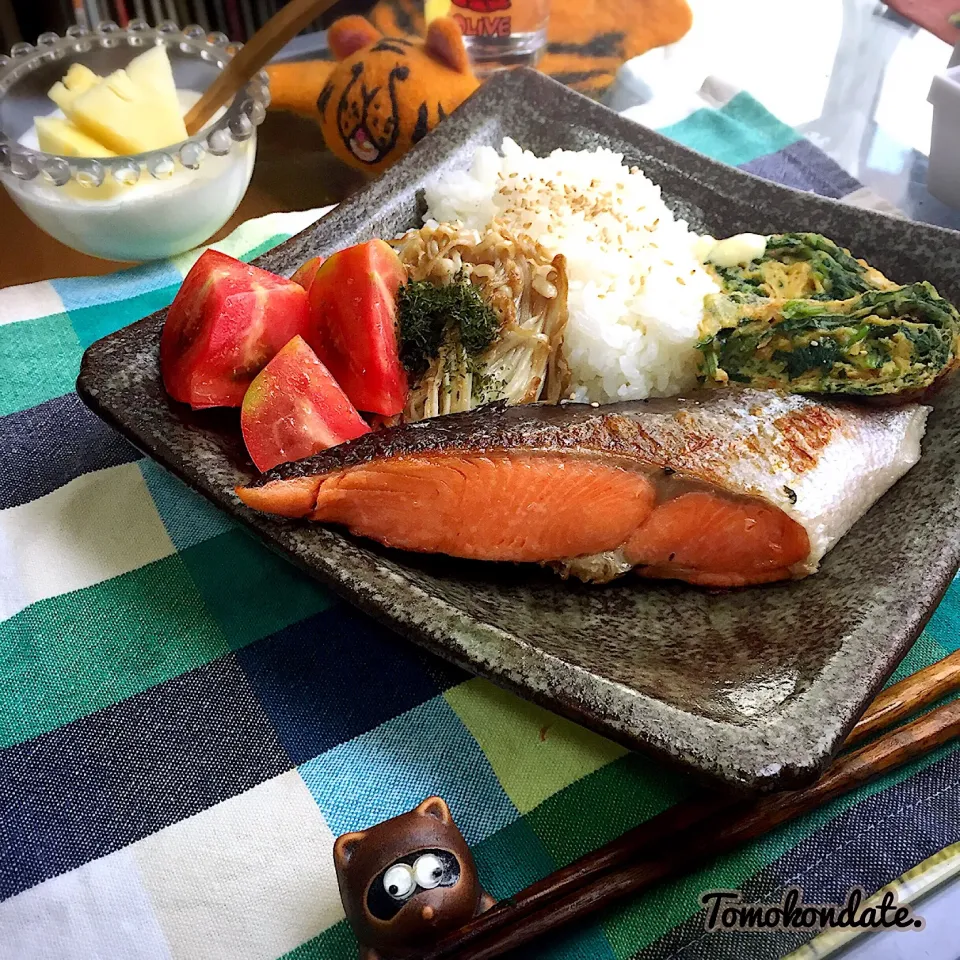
(422, 138, 720, 402)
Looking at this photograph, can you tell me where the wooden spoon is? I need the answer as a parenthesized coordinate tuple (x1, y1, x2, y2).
(185, 0, 339, 136)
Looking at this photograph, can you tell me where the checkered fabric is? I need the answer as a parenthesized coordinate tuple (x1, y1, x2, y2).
(1, 85, 958, 960)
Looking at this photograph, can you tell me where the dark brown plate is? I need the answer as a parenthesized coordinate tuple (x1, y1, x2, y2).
(77, 69, 960, 792)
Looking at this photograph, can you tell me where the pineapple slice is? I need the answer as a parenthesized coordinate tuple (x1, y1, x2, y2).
(48, 63, 101, 114)
(125, 45, 179, 104)
(57, 48, 187, 155)
(35, 116, 114, 158)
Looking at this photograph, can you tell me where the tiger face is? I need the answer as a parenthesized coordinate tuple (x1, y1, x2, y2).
(317, 16, 480, 175)
(333, 50, 410, 166)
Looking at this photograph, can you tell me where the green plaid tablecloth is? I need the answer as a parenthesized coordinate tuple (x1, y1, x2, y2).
(1, 84, 958, 960)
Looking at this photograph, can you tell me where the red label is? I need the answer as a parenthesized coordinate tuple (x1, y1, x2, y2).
(455, 12, 512, 36)
(451, 0, 512, 11)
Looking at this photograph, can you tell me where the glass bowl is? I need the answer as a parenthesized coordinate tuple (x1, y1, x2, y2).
(0, 20, 269, 262)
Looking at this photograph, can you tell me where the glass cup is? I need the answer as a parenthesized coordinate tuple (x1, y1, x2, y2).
(427, 0, 550, 76)
(0, 21, 269, 262)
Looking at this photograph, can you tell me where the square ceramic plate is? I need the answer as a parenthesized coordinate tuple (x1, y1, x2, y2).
(77, 69, 960, 792)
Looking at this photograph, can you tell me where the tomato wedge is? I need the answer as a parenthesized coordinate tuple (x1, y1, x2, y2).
(160, 250, 309, 409)
(291, 256, 324, 296)
(240, 335, 371, 472)
(307, 239, 408, 416)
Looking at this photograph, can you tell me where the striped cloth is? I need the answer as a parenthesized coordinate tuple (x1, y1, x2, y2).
(1, 83, 958, 960)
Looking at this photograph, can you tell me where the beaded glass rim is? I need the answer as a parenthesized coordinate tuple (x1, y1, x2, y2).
(0, 20, 270, 190)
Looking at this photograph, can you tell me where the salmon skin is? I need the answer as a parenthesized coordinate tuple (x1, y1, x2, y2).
(236, 389, 929, 587)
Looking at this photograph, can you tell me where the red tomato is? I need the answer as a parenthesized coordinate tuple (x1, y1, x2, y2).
(290, 257, 324, 296)
(306, 239, 408, 416)
(241, 335, 371, 472)
(160, 250, 310, 409)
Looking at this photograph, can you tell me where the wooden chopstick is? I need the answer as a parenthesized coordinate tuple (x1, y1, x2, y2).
(421, 798, 744, 960)
(445, 700, 960, 960)
(845, 649, 960, 747)
(185, 0, 339, 136)
(423, 649, 960, 960)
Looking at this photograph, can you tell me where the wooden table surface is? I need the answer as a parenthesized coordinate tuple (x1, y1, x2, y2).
(0, 110, 366, 289)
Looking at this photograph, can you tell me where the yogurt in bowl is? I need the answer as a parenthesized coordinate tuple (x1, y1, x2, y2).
(0, 22, 267, 262)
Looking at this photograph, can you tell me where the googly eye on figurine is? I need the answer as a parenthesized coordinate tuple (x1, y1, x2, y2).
(333, 796, 495, 960)
(383, 862, 416, 900)
(413, 852, 446, 889)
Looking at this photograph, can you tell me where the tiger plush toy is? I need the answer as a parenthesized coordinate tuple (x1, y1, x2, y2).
(266, 1, 692, 174)
(266, 16, 479, 175)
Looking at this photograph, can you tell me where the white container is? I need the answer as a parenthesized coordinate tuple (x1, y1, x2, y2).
(927, 64, 960, 210)
(0, 23, 268, 262)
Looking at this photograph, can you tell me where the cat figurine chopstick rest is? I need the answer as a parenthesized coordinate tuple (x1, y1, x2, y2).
(334, 796, 495, 959)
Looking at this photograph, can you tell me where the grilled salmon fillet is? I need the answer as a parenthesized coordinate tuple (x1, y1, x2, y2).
(236, 389, 928, 586)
